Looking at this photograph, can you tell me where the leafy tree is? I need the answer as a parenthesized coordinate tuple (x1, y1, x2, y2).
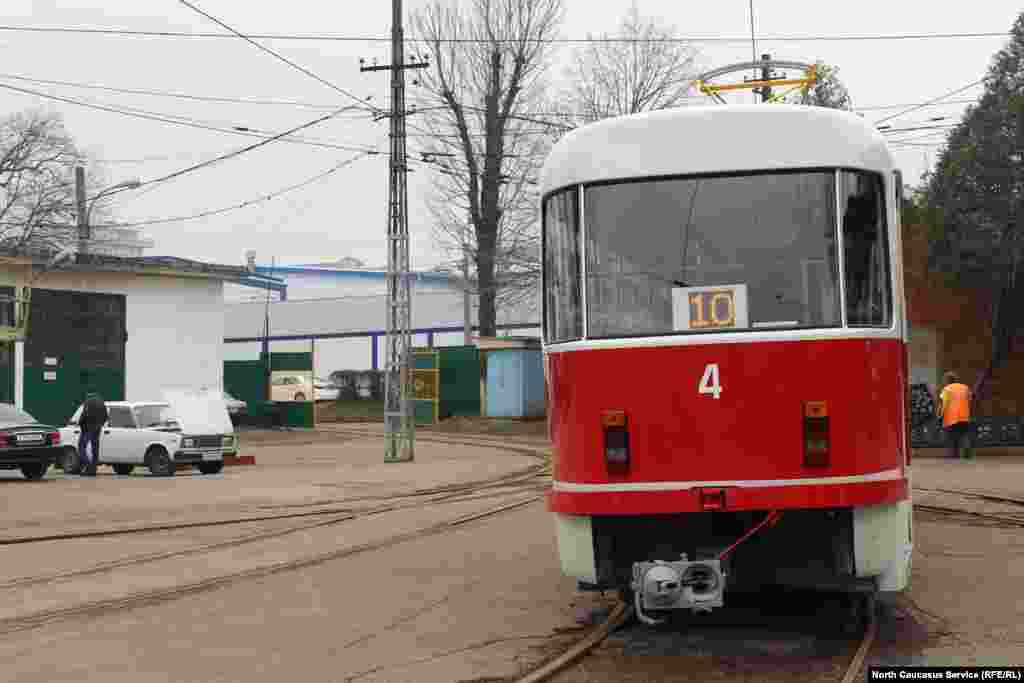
(923, 10, 1024, 397)
(782, 61, 853, 110)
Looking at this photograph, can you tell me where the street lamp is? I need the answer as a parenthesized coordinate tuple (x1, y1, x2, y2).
(85, 179, 142, 227)
(75, 165, 141, 260)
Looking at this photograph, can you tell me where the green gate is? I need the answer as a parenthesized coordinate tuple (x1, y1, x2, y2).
(23, 289, 126, 426)
(438, 346, 481, 419)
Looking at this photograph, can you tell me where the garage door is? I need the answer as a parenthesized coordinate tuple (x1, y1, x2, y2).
(23, 289, 126, 426)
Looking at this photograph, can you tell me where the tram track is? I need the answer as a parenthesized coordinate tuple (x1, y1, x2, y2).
(0, 440, 549, 547)
(510, 597, 881, 683)
(0, 481, 547, 591)
(912, 485, 1024, 527)
(0, 431, 551, 636)
(0, 493, 545, 635)
(913, 486, 1024, 509)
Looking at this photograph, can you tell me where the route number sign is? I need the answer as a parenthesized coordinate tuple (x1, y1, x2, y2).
(672, 284, 749, 331)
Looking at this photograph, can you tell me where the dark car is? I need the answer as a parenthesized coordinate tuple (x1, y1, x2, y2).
(0, 403, 61, 480)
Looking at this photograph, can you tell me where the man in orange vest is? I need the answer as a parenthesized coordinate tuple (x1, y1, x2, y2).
(937, 371, 972, 459)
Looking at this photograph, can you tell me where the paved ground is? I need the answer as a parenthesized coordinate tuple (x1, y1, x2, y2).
(0, 433, 1021, 682)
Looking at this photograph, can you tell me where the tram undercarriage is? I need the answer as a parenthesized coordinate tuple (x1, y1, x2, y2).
(561, 504, 912, 626)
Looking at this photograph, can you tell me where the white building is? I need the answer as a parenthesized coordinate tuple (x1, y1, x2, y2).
(224, 259, 540, 377)
(0, 249, 278, 426)
(89, 226, 155, 258)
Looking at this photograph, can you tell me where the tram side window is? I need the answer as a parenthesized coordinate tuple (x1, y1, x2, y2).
(841, 171, 892, 327)
(543, 189, 582, 342)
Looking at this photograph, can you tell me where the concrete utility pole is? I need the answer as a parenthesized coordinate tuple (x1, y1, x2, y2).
(73, 166, 140, 262)
(361, 0, 428, 463)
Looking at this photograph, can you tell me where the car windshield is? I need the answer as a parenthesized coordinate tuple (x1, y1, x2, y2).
(134, 405, 178, 428)
(0, 404, 37, 427)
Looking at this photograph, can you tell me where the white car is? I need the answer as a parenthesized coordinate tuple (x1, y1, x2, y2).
(224, 392, 248, 416)
(270, 375, 312, 402)
(59, 391, 236, 477)
(313, 379, 340, 401)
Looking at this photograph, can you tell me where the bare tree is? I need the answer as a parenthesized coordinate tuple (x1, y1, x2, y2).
(563, 2, 700, 125)
(0, 111, 86, 253)
(411, 0, 565, 336)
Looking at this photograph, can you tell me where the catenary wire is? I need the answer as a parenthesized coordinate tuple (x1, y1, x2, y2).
(0, 25, 1011, 43)
(175, 0, 379, 113)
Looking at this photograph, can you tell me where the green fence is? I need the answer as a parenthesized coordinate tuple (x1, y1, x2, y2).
(224, 352, 315, 429)
(438, 346, 481, 419)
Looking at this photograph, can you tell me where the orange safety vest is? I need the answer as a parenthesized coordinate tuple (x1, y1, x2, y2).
(940, 383, 971, 427)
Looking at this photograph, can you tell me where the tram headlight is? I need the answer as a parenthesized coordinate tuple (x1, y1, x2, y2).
(803, 401, 830, 467)
(602, 410, 629, 467)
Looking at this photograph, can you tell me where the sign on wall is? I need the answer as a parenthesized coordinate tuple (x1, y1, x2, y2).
(672, 284, 749, 332)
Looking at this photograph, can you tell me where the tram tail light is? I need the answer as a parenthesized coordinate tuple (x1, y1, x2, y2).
(602, 410, 629, 466)
(803, 401, 830, 468)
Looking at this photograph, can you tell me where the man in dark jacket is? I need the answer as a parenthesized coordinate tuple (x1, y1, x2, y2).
(77, 392, 108, 476)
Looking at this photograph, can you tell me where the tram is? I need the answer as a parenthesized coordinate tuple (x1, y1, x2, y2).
(541, 104, 912, 626)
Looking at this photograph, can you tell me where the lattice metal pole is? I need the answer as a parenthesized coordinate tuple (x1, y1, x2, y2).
(362, 0, 427, 462)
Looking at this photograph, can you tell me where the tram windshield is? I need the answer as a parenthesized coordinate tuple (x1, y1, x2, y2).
(542, 169, 891, 342)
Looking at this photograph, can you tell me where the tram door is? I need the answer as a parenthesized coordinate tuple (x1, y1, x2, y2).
(23, 289, 126, 426)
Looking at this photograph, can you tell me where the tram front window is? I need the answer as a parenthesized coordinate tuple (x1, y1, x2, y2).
(584, 171, 843, 338)
(841, 171, 892, 327)
(543, 188, 582, 342)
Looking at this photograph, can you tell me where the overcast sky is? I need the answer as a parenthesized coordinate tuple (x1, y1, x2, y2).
(1, 1, 1019, 271)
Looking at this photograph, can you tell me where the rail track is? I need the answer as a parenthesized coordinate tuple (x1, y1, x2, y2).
(0, 431, 551, 636)
(0, 435, 549, 546)
(912, 485, 1024, 527)
(8, 431, 1003, 681)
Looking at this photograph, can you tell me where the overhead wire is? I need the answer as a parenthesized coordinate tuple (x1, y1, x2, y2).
(123, 112, 378, 193)
(0, 81, 381, 155)
(0, 72, 352, 111)
(873, 79, 986, 126)
(0, 25, 1011, 43)
(90, 152, 373, 228)
(174, 0, 379, 113)
(0, 69, 983, 130)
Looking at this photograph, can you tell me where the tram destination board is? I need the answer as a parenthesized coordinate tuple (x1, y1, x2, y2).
(672, 283, 749, 331)
(868, 667, 1023, 680)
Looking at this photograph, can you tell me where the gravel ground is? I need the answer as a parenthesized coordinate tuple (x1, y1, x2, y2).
(0, 433, 1020, 682)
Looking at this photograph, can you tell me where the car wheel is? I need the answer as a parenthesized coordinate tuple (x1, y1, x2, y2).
(145, 447, 174, 477)
(113, 464, 134, 476)
(198, 462, 224, 475)
(61, 447, 81, 475)
(20, 463, 48, 480)
(294, 392, 306, 401)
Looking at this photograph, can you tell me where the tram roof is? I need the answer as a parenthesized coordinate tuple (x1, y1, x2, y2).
(540, 104, 895, 194)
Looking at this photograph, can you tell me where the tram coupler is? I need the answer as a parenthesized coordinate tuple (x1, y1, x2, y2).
(631, 554, 726, 623)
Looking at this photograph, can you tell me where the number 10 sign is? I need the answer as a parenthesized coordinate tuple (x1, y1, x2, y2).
(672, 284, 749, 331)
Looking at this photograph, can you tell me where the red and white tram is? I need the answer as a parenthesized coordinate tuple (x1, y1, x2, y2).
(540, 104, 912, 625)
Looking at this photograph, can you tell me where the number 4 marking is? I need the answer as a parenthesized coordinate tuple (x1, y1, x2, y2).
(699, 363, 722, 399)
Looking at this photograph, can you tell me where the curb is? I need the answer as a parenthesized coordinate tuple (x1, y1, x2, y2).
(224, 454, 256, 466)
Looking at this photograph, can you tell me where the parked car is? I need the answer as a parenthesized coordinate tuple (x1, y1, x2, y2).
(271, 375, 312, 402)
(59, 391, 235, 477)
(0, 403, 61, 480)
(224, 391, 248, 425)
(313, 378, 340, 401)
